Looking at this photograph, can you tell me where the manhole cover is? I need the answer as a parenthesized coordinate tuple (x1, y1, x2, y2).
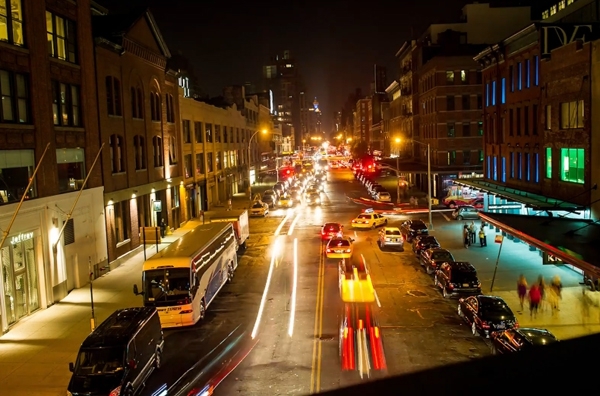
(407, 290, 427, 297)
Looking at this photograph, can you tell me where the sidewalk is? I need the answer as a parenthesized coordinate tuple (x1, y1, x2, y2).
(0, 223, 202, 396)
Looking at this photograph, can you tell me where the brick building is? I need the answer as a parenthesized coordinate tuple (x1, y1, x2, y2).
(93, 8, 183, 266)
(354, 98, 370, 142)
(0, 0, 108, 332)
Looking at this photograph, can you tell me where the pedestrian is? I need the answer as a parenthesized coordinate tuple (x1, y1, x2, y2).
(200, 210, 205, 224)
(478, 227, 486, 247)
(517, 274, 528, 310)
(529, 282, 541, 318)
(227, 197, 232, 211)
(463, 224, 470, 249)
(537, 275, 546, 312)
(469, 221, 476, 244)
(550, 275, 563, 311)
(160, 218, 166, 238)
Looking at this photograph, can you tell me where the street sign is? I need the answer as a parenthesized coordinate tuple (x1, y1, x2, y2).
(495, 235, 503, 244)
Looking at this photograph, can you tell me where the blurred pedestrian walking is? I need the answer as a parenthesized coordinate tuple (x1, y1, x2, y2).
(463, 224, 470, 249)
(517, 274, 528, 310)
(529, 282, 541, 319)
(550, 275, 563, 312)
(537, 275, 546, 312)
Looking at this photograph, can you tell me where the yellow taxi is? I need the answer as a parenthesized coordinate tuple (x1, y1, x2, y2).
(277, 194, 294, 208)
(325, 237, 354, 259)
(351, 209, 387, 229)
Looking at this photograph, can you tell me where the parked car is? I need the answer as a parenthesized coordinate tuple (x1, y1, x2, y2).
(412, 235, 440, 255)
(400, 219, 429, 242)
(420, 248, 455, 274)
(434, 261, 481, 298)
(458, 295, 518, 337)
(490, 328, 558, 354)
(378, 227, 404, 250)
(68, 307, 164, 396)
(250, 201, 269, 217)
(452, 205, 480, 220)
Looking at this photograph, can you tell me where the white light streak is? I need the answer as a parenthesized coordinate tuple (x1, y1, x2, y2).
(251, 247, 277, 339)
(288, 238, 298, 336)
(274, 211, 291, 236)
(287, 212, 301, 235)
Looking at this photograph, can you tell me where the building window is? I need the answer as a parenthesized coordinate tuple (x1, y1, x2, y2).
(152, 136, 163, 167)
(182, 119, 191, 143)
(195, 121, 203, 143)
(501, 157, 506, 182)
(133, 135, 146, 170)
(165, 94, 175, 123)
(109, 134, 125, 173)
(0, 0, 24, 46)
(150, 91, 161, 121)
(447, 123, 455, 137)
(236, 128, 240, 143)
(509, 109, 514, 136)
(462, 123, 470, 137)
(479, 150, 484, 163)
(509, 65, 514, 92)
(545, 147, 552, 178)
(517, 62, 522, 90)
(534, 56, 539, 86)
(105, 76, 122, 116)
(56, 148, 85, 193)
(223, 126, 229, 143)
(52, 81, 80, 126)
(534, 153, 539, 183)
(0, 149, 36, 203)
(501, 78, 506, 104)
(196, 153, 204, 175)
(463, 150, 470, 164)
(486, 156, 491, 178)
(171, 186, 180, 208)
(446, 71, 454, 84)
(460, 70, 467, 83)
(485, 83, 489, 107)
(113, 201, 129, 243)
(510, 152, 515, 178)
(517, 152, 522, 179)
(491, 80, 496, 105)
(560, 100, 584, 129)
(0, 70, 29, 123)
(524, 106, 529, 135)
(207, 152, 213, 172)
(46, 11, 76, 63)
(525, 152, 531, 181)
(545, 105, 551, 130)
(560, 148, 584, 184)
(462, 95, 470, 110)
(169, 135, 177, 165)
(446, 96, 455, 111)
(493, 156, 498, 181)
(478, 121, 483, 136)
(215, 125, 221, 142)
(131, 86, 143, 119)
(448, 151, 456, 165)
(184, 154, 192, 178)
(526, 59, 531, 88)
(532, 104, 538, 135)
(516, 107, 521, 135)
(206, 123, 213, 142)
(223, 151, 228, 168)
(477, 95, 482, 109)
(216, 151, 222, 170)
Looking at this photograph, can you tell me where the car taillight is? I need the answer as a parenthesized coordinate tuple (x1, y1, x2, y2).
(109, 386, 121, 396)
(480, 320, 490, 329)
(514, 321, 519, 328)
(345, 249, 351, 253)
(326, 249, 332, 252)
(448, 283, 455, 290)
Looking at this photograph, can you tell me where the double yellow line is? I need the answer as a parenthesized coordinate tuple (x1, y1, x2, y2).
(310, 242, 326, 393)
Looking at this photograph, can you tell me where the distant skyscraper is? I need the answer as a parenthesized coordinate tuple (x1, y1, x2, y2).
(309, 97, 322, 136)
(374, 65, 387, 94)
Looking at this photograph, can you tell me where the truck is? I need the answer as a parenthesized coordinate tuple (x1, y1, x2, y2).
(208, 209, 250, 252)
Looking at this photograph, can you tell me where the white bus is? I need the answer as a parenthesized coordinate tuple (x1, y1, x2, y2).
(133, 222, 238, 328)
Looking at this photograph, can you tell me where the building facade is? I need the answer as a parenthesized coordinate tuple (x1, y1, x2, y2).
(0, 0, 108, 333)
(354, 98, 371, 142)
(93, 9, 183, 266)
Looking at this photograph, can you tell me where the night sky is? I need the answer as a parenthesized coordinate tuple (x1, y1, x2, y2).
(97, 0, 482, 131)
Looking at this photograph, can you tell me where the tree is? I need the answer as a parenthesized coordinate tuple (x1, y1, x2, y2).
(351, 140, 369, 159)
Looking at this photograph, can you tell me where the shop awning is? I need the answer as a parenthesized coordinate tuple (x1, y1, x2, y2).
(454, 179, 585, 211)
(479, 212, 600, 278)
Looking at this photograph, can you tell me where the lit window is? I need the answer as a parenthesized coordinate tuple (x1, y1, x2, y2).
(52, 81, 80, 126)
(46, 11, 77, 63)
(493, 156, 497, 181)
(446, 71, 454, 84)
(460, 70, 467, 83)
(109, 134, 125, 173)
(517, 63, 522, 90)
(0, 0, 24, 46)
(491, 81, 496, 105)
(501, 78, 506, 104)
(501, 157, 506, 182)
(525, 152, 530, 181)
(560, 148, 584, 184)
(545, 148, 552, 178)
(534, 153, 539, 183)
(56, 148, 85, 193)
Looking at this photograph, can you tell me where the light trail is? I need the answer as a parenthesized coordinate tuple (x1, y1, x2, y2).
(251, 237, 282, 339)
(274, 211, 291, 236)
(288, 238, 298, 336)
(287, 212, 301, 235)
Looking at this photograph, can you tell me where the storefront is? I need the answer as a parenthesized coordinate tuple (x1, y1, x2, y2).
(0, 230, 41, 331)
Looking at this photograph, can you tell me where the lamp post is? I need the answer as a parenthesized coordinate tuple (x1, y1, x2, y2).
(395, 138, 401, 204)
(248, 129, 267, 201)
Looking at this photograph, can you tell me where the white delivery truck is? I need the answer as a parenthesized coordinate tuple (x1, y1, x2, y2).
(208, 209, 250, 252)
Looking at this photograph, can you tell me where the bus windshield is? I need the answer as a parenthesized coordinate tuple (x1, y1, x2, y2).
(143, 268, 190, 305)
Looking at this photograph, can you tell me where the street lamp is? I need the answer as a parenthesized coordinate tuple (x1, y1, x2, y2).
(248, 129, 267, 201)
(395, 138, 401, 204)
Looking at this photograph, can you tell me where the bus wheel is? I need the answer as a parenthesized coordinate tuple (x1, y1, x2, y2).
(227, 262, 235, 283)
(200, 300, 206, 320)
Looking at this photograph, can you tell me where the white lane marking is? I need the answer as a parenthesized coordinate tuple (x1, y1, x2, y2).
(287, 212, 301, 235)
(274, 211, 292, 236)
(251, 236, 282, 339)
(373, 290, 382, 308)
(441, 212, 451, 222)
(288, 238, 298, 337)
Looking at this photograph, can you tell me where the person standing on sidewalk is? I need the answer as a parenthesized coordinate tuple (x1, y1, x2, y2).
(478, 227, 487, 247)
(227, 196, 232, 211)
(517, 274, 528, 310)
(529, 282, 541, 318)
(463, 224, 470, 249)
(469, 221, 476, 244)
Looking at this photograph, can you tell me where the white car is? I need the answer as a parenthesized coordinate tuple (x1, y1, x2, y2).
(376, 192, 391, 202)
(250, 201, 269, 217)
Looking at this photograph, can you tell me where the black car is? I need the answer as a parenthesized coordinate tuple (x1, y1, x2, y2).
(261, 194, 276, 208)
(412, 235, 440, 255)
(490, 328, 558, 354)
(420, 248, 455, 274)
(434, 261, 481, 298)
(401, 219, 429, 242)
(458, 295, 518, 338)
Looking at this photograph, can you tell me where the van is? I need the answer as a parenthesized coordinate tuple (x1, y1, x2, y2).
(67, 307, 164, 396)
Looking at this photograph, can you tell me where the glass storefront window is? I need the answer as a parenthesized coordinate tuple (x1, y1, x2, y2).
(545, 147, 552, 178)
(56, 148, 85, 193)
(0, 149, 37, 204)
(560, 148, 584, 184)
